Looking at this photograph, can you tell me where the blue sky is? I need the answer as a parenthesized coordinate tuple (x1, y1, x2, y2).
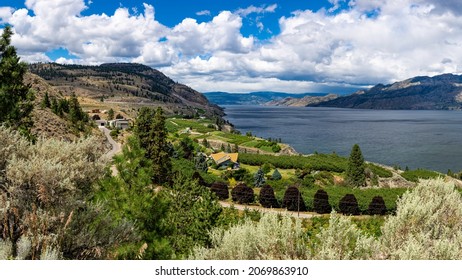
(1, 0, 462, 93)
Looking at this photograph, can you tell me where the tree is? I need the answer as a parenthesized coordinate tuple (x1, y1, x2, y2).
(339, 194, 360, 215)
(233, 143, 239, 153)
(231, 183, 254, 204)
(0, 26, 34, 138)
(107, 108, 114, 120)
(313, 189, 332, 214)
(194, 153, 208, 172)
(282, 186, 306, 211)
(97, 136, 172, 259)
(210, 182, 229, 200)
(271, 168, 282, 180)
(346, 144, 366, 187)
(259, 185, 280, 208)
(162, 174, 222, 257)
(368, 196, 387, 215)
(41, 91, 50, 108)
(254, 168, 266, 187)
(135, 107, 172, 185)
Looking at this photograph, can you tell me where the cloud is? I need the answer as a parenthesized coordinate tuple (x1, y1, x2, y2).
(196, 10, 210, 16)
(2, 0, 462, 93)
(235, 4, 277, 17)
(168, 11, 254, 56)
(0, 7, 14, 23)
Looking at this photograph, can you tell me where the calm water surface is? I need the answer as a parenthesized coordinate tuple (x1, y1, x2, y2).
(224, 105, 462, 172)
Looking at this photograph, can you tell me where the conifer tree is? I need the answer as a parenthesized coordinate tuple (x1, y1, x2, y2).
(346, 144, 366, 187)
(41, 91, 50, 108)
(0, 26, 34, 138)
(271, 168, 282, 180)
(135, 107, 172, 185)
(254, 167, 266, 187)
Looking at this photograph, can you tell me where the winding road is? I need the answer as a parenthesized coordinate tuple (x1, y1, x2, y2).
(99, 126, 122, 176)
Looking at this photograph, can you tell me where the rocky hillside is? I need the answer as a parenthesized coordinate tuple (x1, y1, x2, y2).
(29, 63, 224, 118)
(266, 93, 339, 107)
(313, 74, 462, 110)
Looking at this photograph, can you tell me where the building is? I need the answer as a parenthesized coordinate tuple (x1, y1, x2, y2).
(210, 152, 239, 169)
(108, 119, 130, 130)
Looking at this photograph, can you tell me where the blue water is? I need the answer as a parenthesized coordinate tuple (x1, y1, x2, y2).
(223, 105, 462, 172)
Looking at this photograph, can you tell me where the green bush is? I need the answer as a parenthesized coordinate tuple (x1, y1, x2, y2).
(401, 169, 441, 182)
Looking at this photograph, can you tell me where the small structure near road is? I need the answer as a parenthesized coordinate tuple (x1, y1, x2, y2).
(108, 119, 130, 130)
(95, 119, 107, 127)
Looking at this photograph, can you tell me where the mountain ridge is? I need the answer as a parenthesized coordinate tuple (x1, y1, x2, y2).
(28, 62, 224, 118)
(313, 73, 462, 110)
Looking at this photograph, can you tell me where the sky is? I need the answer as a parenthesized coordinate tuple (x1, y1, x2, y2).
(1, 0, 462, 94)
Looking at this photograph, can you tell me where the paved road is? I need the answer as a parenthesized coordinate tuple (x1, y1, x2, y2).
(99, 126, 122, 176)
(219, 201, 320, 219)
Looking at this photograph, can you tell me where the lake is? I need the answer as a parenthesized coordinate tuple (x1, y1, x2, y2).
(223, 105, 462, 173)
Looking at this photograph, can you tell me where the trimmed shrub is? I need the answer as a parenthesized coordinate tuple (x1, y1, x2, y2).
(282, 186, 307, 211)
(313, 189, 332, 214)
(259, 185, 280, 208)
(210, 182, 229, 200)
(339, 194, 360, 215)
(231, 183, 255, 204)
(368, 196, 387, 215)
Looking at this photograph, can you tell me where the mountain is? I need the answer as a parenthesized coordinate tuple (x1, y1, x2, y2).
(266, 93, 339, 107)
(313, 74, 462, 110)
(204, 91, 325, 105)
(29, 63, 224, 118)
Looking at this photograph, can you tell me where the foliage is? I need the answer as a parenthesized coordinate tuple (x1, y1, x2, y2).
(162, 174, 222, 258)
(253, 167, 266, 187)
(312, 213, 378, 260)
(0, 126, 132, 259)
(271, 168, 282, 180)
(239, 153, 348, 172)
(346, 144, 366, 187)
(259, 185, 280, 208)
(194, 153, 209, 172)
(282, 186, 307, 211)
(191, 213, 308, 260)
(368, 196, 387, 215)
(400, 169, 440, 182)
(313, 189, 332, 214)
(96, 136, 171, 259)
(231, 183, 255, 204)
(210, 182, 229, 200)
(379, 178, 462, 259)
(366, 163, 393, 178)
(339, 194, 361, 215)
(0, 26, 34, 139)
(107, 108, 114, 120)
(135, 107, 172, 185)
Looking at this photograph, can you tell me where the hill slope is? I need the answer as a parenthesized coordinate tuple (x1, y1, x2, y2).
(29, 63, 224, 118)
(314, 74, 462, 110)
(266, 94, 339, 107)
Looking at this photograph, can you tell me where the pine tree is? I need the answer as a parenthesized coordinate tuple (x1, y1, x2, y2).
(41, 91, 50, 108)
(0, 26, 34, 138)
(107, 108, 114, 120)
(271, 168, 282, 180)
(346, 144, 366, 187)
(254, 167, 266, 187)
(135, 107, 172, 185)
(233, 143, 239, 153)
(97, 136, 173, 259)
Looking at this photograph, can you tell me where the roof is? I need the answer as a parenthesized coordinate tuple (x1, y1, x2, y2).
(210, 152, 238, 165)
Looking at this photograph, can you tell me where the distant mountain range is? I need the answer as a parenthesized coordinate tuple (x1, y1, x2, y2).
(204, 91, 326, 105)
(314, 74, 462, 110)
(29, 63, 224, 118)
